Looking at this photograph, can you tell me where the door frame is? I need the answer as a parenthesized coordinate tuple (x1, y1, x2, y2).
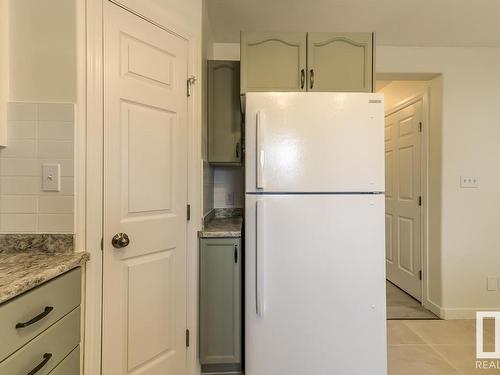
(82, 1, 202, 374)
(385, 90, 433, 314)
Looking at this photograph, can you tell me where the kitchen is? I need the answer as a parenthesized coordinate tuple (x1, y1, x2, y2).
(1, 1, 500, 375)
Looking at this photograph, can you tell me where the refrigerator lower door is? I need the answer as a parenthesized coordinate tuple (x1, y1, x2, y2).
(245, 194, 387, 375)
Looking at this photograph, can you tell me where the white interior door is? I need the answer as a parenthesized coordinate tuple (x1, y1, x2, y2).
(385, 100, 423, 301)
(102, 2, 188, 374)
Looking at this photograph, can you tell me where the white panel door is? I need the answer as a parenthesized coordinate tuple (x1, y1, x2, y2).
(245, 92, 384, 193)
(245, 194, 387, 375)
(102, 2, 188, 374)
(385, 100, 423, 301)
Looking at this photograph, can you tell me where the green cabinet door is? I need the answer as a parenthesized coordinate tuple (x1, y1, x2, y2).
(240, 32, 307, 93)
(307, 32, 374, 92)
(199, 238, 241, 371)
(208, 60, 242, 165)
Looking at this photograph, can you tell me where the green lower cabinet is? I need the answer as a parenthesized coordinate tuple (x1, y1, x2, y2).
(199, 238, 242, 373)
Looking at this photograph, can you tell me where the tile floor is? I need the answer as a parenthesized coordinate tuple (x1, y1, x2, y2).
(387, 281, 438, 320)
(388, 319, 498, 374)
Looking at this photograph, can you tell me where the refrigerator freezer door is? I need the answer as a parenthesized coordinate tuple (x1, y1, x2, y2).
(245, 194, 387, 375)
(245, 92, 384, 193)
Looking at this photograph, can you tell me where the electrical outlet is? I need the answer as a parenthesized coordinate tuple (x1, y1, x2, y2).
(225, 192, 235, 206)
(487, 276, 498, 291)
(460, 176, 478, 188)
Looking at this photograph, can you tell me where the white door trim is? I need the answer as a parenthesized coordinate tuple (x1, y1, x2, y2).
(83, 1, 202, 374)
(384, 91, 436, 315)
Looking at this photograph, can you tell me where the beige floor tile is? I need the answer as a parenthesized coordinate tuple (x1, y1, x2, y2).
(431, 344, 500, 375)
(388, 345, 462, 375)
(404, 319, 479, 345)
(387, 321, 426, 345)
(386, 281, 438, 319)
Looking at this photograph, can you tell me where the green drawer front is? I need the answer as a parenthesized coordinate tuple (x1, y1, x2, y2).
(49, 345, 80, 375)
(0, 268, 81, 361)
(0, 306, 81, 375)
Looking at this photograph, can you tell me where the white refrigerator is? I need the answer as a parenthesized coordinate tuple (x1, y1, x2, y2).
(245, 92, 387, 375)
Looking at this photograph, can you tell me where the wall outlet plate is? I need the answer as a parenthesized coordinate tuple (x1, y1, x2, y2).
(487, 276, 498, 291)
(460, 176, 478, 188)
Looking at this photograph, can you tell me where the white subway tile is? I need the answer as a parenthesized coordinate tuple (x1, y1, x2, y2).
(38, 121, 74, 140)
(0, 159, 40, 176)
(0, 214, 37, 232)
(7, 103, 37, 121)
(38, 103, 74, 122)
(38, 196, 74, 214)
(39, 159, 74, 176)
(38, 141, 73, 158)
(0, 140, 37, 158)
(0, 196, 38, 213)
(7, 121, 37, 140)
(0, 177, 40, 195)
(38, 214, 74, 233)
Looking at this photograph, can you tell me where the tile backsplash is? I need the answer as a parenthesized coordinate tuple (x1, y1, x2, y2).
(0, 102, 75, 233)
(214, 166, 244, 208)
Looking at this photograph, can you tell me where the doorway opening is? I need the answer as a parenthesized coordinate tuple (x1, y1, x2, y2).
(376, 74, 442, 320)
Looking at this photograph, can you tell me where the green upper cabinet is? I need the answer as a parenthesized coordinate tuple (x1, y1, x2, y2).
(240, 31, 374, 94)
(208, 60, 242, 165)
(240, 32, 307, 93)
(307, 32, 374, 92)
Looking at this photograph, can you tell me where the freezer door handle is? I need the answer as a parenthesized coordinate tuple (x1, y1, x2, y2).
(256, 199, 265, 316)
(256, 111, 264, 189)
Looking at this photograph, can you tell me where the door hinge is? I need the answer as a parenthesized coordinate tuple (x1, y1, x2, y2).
(419, 122, 423, 132)
(187, 76, 197, 97)
(187, 204, 191, 221)
(100, 238, 103, 251)
(419, 270, 422, 280)
(418, 196, 422, 206)
(185, 329, 190, 347)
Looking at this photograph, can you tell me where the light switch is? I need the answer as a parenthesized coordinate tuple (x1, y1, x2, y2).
(42, 163, 61, 191)
(460, 176, 478, 188)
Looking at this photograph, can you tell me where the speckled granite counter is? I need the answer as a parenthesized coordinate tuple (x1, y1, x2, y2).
(0, 234, 90, 304)
(199, 208, 243, 238)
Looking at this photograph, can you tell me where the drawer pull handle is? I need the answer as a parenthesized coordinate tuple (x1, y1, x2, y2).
(27, 353, 52, 375)
(16, 306, 54, 329)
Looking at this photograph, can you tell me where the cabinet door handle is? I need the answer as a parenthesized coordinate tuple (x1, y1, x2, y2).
(309, 69, 315, 90)
(234, 245, 238, 263)
(300, 69, 305, 89)
(16, 306, 54, 329)
(235, 142, 240, 159)
(26, 353, 52, 375)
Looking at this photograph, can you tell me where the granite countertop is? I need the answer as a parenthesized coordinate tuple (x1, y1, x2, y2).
(0, 251, 90, 304)
(199, 208, 243, 238)
(0, 234, 90, 304)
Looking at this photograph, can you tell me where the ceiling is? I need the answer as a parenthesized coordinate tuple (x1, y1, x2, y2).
(205, 0, 500, 46)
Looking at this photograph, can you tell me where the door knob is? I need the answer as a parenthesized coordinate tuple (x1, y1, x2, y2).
(112, 233, 130, 249)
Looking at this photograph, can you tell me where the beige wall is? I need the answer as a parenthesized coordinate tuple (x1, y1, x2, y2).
(378, 46, 500, 318)
(377, 78, 444, 314)
(9, 0, 77, 103)
(0, 0, 8, 144)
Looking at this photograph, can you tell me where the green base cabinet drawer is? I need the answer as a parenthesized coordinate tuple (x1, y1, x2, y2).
(0, 268, 82, 361)
(49, 345, 80, 375)
(0, 306, 81, 375)
(199, 238, 242, 370)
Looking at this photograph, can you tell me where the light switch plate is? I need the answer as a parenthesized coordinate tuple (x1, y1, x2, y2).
(460, 176, 478, 188)
(487, 276, 498, 291)
(42, 163, 61, 191)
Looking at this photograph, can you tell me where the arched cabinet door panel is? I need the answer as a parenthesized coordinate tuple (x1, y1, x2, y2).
(241, 32, 307, 93)
(307, 32, 374, 92)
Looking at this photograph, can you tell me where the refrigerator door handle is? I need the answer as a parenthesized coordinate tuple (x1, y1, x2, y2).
(256, 111, 264, 189)
(256, 199, 265, 316)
